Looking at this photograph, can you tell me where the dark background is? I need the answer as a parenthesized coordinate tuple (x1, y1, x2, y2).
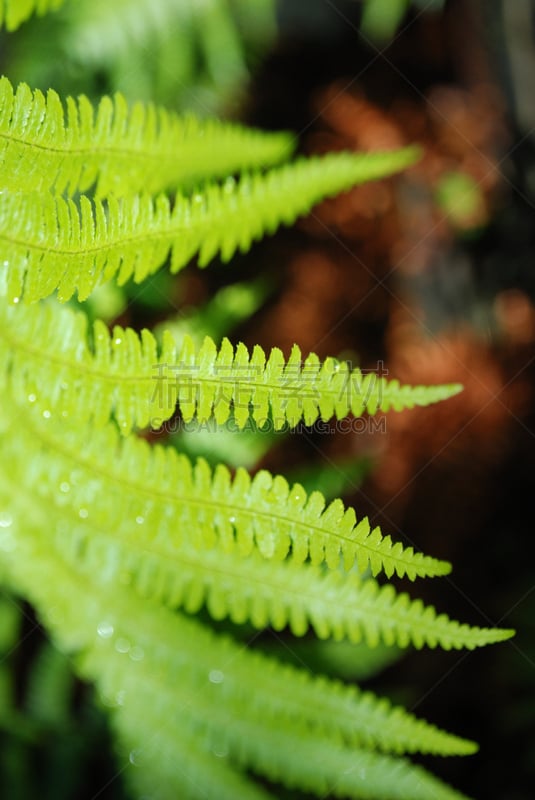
(244, 3, 535, 798)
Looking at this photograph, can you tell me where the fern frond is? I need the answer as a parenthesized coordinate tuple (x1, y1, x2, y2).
(0, 76, 293, 196)
(118, 687, 473, 800)
(0, 401, 451, 581)
(0, 147, 420, 302)
(1, 386, 507, 654)
(0, 406, 509, 650)
(0, 0, 65, 31)
(0, 528, 475, 800)
(118, 712, 276, 800)
(0, 299, 462, 434)
(52, 517, 516, 652)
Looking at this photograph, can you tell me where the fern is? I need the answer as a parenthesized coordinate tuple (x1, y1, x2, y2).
(0, 524, 476, 800)
(0, 30, 514, 800)
(0, 76, 293, 196)
(0, 152, 419, 303)
(0, 395, 454, 582)
(0, 298, 461, 433)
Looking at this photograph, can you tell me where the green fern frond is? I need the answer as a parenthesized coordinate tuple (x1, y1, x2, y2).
(0, 391, 507, 654)
(0, 146, 420, 303)
(0, 4, 513, 798)
(0, 76, 293, 196)
(2, 386, 504, 653)
(0, 400, 451, 580)
(0, 409, 511, 800)
(54, 522, 515, 651)
(0, 299, 462, 434)
(117, 688, 473, 800)
(0, 497, 478, 762)
(0, 0, 65, 31)
(0, 532, 474, 800)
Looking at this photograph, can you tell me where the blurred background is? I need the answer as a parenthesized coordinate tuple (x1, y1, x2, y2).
(1, 1, 534, 798)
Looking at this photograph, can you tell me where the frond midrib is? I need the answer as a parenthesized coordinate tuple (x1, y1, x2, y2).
(1, 214, 184, 256)
(0, 127, 269, 165)
(0, 129, 200, 160)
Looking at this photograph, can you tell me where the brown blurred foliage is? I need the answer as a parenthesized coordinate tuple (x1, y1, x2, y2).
(252, 69, 534, 572)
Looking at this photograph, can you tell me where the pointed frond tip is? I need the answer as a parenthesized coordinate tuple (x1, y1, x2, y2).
(0, 147, 420, 303)
(0, 75, 293, 196)
(0, 0, 65, 31)
(0, 299, 461, 434)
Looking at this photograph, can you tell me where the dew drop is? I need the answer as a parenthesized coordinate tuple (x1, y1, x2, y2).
(97, 622, 114, 639)
(212, 743, 229, 758)
(42, 409, 51, 419)
(135, 515, 145, 525)
(114, 337, 122, 345)
(208, 669, 224, 684)
(129, 749, 142, 766)
(78, 507, 89, 519)
(115, 637, 130, 654)
(129, 645, 144, 662)
(12, 297, 19, 304)
(0, 513, 13, 528)
(228, 515, 236, 524)
(59, 482, 70, 493)
(27, 393, 37, 403)
(290, 487, 304, 504)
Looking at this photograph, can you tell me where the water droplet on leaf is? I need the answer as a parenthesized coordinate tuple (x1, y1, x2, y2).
(129, 646, 144, 662)
(97, 622, 114, 639)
